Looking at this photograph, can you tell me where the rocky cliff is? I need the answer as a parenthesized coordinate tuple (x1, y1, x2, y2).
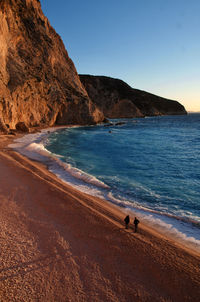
(0, 0, 104, 133)
(79, 75, 187, 118)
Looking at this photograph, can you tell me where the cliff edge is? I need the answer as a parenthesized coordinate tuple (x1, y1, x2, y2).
(79, 75, 187, 118)
(0, 0, 104, 133)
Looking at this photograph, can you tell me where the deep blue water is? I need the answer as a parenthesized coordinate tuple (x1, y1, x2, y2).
(10, 113, 200, 251)
(46, 114, 200, 219)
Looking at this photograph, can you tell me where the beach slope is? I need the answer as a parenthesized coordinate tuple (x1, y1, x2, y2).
(0, 138, 199, 302)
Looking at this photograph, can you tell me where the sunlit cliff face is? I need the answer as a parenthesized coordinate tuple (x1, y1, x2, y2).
(0, 0, 104, 132)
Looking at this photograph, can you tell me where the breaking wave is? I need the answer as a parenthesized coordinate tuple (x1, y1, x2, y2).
(9, 119, 200, 254)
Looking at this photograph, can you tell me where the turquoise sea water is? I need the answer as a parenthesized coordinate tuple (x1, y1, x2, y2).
(10, 113, 200, 251)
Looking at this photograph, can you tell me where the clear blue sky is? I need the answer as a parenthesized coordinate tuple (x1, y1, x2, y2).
(40, 0, 200, 112)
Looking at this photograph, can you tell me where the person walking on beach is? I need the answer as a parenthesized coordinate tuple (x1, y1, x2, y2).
(134, 217, 140, 233)
(124, 215, 130, 229)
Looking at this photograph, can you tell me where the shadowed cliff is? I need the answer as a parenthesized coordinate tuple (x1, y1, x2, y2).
(0, 0, 104, 133)
(79, 75, 187, 118)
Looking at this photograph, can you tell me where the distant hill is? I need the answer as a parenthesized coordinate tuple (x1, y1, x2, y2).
(79, 75, 187, 118)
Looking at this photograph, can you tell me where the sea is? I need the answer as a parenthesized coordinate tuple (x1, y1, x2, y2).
(10, 113, 200, 252)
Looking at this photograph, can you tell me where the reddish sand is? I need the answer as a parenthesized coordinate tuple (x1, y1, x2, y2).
(0, 135, 199, 302)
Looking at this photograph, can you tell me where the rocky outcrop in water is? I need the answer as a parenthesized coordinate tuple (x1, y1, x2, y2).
(0, 0, 105, 133)
(79, 75, 187, 118)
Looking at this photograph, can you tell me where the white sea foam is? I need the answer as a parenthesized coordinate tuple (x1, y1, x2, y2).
(140, 214, 200, 252)
(107, 192, 200, 252)
(48, 163, 106, 199)
(9, 128, 109, 192)
(9, 128, 200, 253)
(9, 132, 48, 165)
(49, 160, 109, 190)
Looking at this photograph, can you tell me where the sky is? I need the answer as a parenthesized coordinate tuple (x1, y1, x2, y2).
(40, 0, 200, 112)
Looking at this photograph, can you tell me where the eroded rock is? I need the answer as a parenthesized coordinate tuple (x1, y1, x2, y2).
(15, 122, 29, 132)
(0, 0, 105, 132)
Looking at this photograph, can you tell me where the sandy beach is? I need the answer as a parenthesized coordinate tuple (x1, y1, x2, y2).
(0, 134, 199, 302)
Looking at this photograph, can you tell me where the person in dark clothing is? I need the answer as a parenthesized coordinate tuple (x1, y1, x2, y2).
(124, 215, 130, 229)
(134, 217, 140, 232)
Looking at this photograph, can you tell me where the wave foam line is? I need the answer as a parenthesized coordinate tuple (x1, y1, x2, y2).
(107, 192, 200, 253)
(10, 131, 200, 253)
(55, 161, 109, 189)
(9, 131, 109, 190)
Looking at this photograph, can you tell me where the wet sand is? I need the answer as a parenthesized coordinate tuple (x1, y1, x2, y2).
(0, 135, 200, 301)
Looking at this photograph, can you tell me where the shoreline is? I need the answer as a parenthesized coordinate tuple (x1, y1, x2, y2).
(8, 126, 200, 254)
(4, 134, 200, 257)
(0, 133, 200, 301)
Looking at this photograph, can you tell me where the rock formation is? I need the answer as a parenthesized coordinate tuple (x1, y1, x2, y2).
(0, 0, 105, 133)
(79, 75, 187, 118)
